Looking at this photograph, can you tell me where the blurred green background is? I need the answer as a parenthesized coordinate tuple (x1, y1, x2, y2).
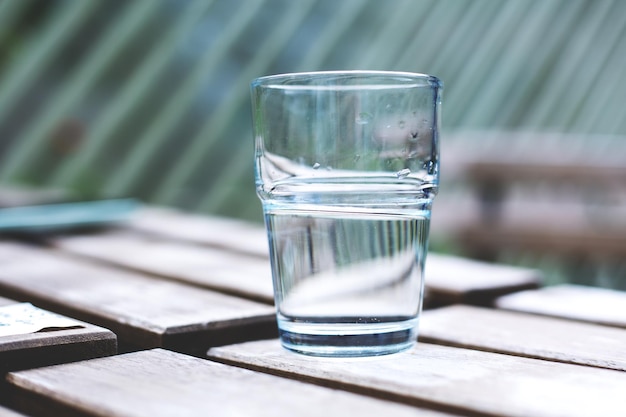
(1, 0, 625, 288)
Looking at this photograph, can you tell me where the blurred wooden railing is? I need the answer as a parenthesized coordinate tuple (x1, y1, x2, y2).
(431, 131, 626, 289)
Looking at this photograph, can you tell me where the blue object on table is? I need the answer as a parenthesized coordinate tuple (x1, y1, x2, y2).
(0, 199, 140, 233)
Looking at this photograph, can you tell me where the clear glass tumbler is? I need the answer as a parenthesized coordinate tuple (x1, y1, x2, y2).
(251, 71, 442, 356)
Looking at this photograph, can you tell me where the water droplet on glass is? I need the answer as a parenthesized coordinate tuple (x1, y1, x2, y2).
(353, 154, 361, 162)
(396, 168, 411, 179)
(312, 162, 321, 169)
(355, 113, 372, 125)
(398, 120, 406, 129)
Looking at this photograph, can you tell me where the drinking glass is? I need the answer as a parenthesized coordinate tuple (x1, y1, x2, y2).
(251, 71, 442, 356)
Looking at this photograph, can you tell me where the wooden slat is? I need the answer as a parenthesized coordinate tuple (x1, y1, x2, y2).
(0, 296, 16, 307)
(0, 405, 27, 417)
(0, 242, 275, 355)
(424, 253, 540, 306)
(466, 158, 626, 185)
(458, 222, 626, 258)
(0, 296, 116, 364)
(442, 131, 626, 181)
(0, 295, 115, 404)
(0, 318, 116, 374)
(50, 230, 274, 304)
(128, 207, 269, 258)
(51, 230, 541, 308)
(0, 186, 68, 208)
(447, 134, 626, 260)
(419, 305, 626, 371)
(209, 339, 626, 417)
(496, 284, 626, 328)
(0, 242, 34, 264)
(6, 349, 449, 417)
(1, 323, 115, 371)
(127, 207, 541, 306)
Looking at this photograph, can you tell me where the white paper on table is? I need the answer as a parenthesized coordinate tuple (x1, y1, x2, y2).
(0, 303, 84, 337)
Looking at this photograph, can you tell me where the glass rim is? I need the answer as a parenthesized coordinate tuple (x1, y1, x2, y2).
(251, 70, 442, 91)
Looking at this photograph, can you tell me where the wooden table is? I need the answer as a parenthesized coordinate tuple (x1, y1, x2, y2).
(0, 205, 624, 416)
(0, 296, 116, 374)
(50, 206, 542, 307)
(0, 295, 116, 404)
(0, 241, 276, 356)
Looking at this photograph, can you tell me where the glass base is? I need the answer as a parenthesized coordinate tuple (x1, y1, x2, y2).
(277, 317, 418, 357)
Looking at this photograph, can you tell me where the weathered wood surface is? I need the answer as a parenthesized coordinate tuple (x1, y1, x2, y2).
(209, 339, 626, 417)
(51, 231, 540, 310)
(0, 296, 16, 307)
(128, 207, 270, 258)
(84, 208, 542, 307)
(465, 157, 626, 185)
(0, 297, 116, 374)
(0, 242, 275, 355)
(0, 242, 33, 264)
(0, 405, 28, 417)
(50, 230, 274, 304)
(1, 327, 116, 375)
(419, 305, 626, 371)
(496, 284, 626, 328)
(424, 254, 540, 306)
(0, 297, 115, 407)
(1, 326, 116, 375)
(6, 349, 450, 417)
